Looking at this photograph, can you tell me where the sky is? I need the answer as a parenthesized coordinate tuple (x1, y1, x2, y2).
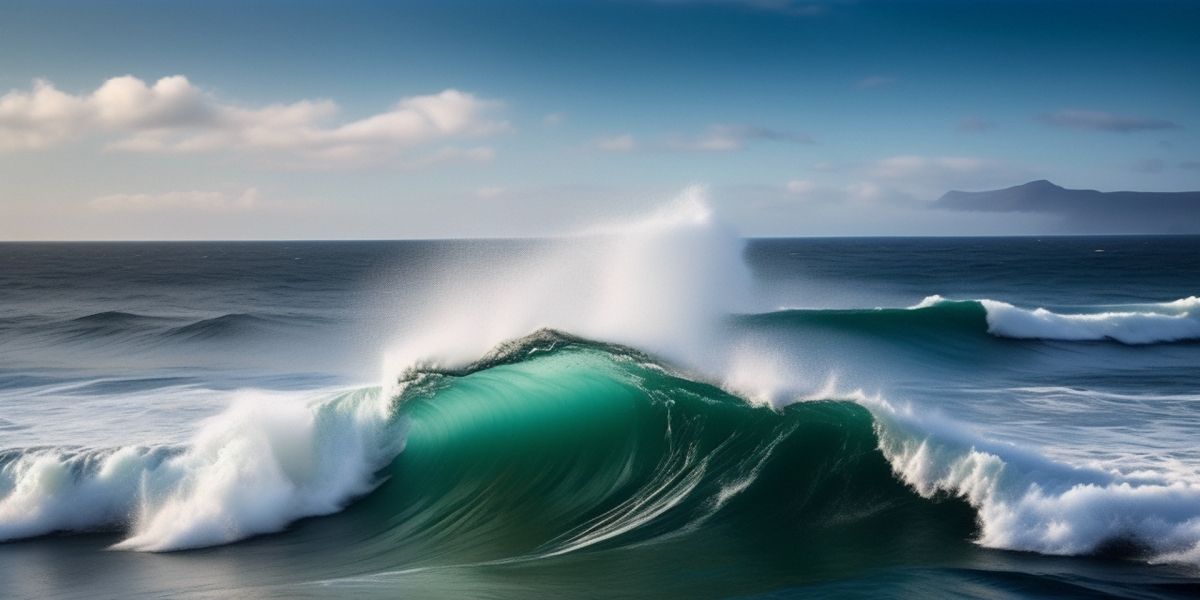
(0, 0, 1197, 240)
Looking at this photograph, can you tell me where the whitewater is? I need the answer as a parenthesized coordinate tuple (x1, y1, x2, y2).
(1, 188, 1199, 599)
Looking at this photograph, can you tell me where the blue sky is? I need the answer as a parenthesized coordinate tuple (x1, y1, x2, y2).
(0, 0, 1197, 239)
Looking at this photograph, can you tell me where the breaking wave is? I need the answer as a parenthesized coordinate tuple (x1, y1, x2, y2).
(1, 331, 1197, 569)
(751, 296, 1200, 345)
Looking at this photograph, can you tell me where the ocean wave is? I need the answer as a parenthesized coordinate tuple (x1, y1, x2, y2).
(750, 296, 1200, 345)
(869, 394, 1200, 563)
(3, 330, 1196, 567)
(978, 297, 1200, 344)
(165, 313, 283, 341)
(350, 332, 977, 567)
(0, 311, 320, 349)
(0, 331, 972, 559)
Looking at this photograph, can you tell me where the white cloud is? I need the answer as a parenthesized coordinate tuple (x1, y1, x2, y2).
(1037, 110, 1179, 133)
(0, 76, 511, 168)
(810, 161, 838, 172)
(590, 133, 637, 152)
(90, 188, 264, 213)
(542, 112, 566, 126)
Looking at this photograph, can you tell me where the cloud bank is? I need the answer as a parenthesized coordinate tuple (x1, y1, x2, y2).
(0, 76, 510, 168)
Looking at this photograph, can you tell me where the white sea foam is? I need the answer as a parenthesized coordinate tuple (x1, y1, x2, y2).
(0, 387, 401, 551)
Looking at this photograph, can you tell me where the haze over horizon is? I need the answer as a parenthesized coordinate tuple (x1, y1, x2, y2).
(0, 0, 1197, 239)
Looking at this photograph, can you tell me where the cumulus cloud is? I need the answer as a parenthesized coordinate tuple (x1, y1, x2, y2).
(90, 188, 265, 213)
(542, 112, 566, 126)
(0, 75, 511, 168)
(1037, 110, 1180, 133)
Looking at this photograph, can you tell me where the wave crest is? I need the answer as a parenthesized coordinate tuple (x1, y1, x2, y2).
(0, 387, 401, 551)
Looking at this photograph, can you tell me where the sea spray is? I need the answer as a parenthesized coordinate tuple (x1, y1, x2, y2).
(380, 185, 751, 392)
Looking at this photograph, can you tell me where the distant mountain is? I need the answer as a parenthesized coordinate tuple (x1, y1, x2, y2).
(935, 180, 1200, 233)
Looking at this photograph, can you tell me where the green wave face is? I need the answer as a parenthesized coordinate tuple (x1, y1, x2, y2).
(743, 300, 990, 340)
(306, 334, 979, 598)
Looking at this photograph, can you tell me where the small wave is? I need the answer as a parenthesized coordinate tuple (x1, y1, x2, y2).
(2, 311, 320, 348)
(753, 296, 1200, 346)
(70, 311, 158, 324)
(978, 298, 1200, 344)
(917, 295, 1200, 344)
(742, 300, 988, 338)
(166, 313, 280, 340)
(49, 311, 178, 342)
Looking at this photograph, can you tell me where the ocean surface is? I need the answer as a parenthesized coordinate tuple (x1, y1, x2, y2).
(2, 203, 1200, 599)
